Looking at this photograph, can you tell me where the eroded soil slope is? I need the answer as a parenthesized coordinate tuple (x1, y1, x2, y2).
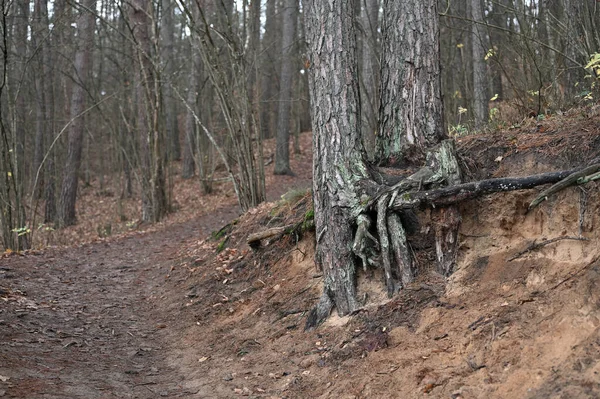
(3, 111, 600, 398)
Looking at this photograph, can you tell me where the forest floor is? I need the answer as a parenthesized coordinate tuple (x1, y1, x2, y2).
(3, 106, 600, 398)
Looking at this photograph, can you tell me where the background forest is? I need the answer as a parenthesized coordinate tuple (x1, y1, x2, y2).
(0, 0, 598, 251)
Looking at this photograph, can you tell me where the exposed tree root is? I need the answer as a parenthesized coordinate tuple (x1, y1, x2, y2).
(300, 139, 600, 329)
(529, 163, 600, 210)
(389, 165, 597, 211)
(305, 291, 334, 331)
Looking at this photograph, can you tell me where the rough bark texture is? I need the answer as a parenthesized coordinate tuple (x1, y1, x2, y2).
(59, 0, 95, 227)
(359, 0, 380, 159)
(304, 0, 368, 321)
(471, 0, 488, 128)
(274, 0, 298, 175)
(376, 0, 445, 165)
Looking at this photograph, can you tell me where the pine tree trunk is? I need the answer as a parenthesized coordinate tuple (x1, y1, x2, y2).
(304, 0, 367, 320)
(274, 0, 298, 175)
(59, 0, 95, 227)
(304, 0, 461, 328)
(377, 0, 445, 165)
(360, 0, 380, 160)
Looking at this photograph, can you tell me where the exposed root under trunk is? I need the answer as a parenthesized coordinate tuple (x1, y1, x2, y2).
(305, 139, 600, 330)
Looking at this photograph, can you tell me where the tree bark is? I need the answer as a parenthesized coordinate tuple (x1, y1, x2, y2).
(12, 0, 29, 249)
(161, 0, 180, 161)
(274, 0, 298, 175)
(377, 0, 445, 165)
(304, 0, 367, 321)
(260, 0, 280, 139)
(130, 0, 168, 223)
(359, 0, 380, 159)
(59, 0, 95, 227)
(182, 40, 197, 180)
(304, 0, 460, 329)
(471, 0, 488, 128)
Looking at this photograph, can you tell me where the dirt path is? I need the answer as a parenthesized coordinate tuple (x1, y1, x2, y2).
(0, 205, 241, 399)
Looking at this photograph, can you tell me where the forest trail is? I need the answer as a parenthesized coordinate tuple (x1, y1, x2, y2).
(0, 204, 242, 398)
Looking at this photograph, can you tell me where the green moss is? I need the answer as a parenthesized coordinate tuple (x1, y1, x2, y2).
(216, 237, 229, 253)
(211, 219, 237, 240)
(304, 207, 314, 221)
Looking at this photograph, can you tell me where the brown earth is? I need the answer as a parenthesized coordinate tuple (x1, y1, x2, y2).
(3, 109, 600, 399)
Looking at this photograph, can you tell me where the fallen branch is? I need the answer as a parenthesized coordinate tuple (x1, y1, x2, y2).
(508, 236, 588, 261)
(247, 219, 315, 249)
(247, 224, 295, 247)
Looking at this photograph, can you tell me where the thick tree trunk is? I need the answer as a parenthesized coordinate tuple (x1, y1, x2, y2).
(359, 0, 380, 159)
(376, 0, 445, 165)
(471, 0, 488, 128)
(59, 0, 95, 227)
(304, 0, 461, 329)
(304, 0, 368, 321)
(274, 0, 298, 175)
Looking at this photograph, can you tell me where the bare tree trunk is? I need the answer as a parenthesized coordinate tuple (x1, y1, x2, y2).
(304, 0, 366, 320)
(260, 0, 280, 139)
(12, 0, 29, 248)
(0, 1, 30, 250)
(247, 0, 261, 106)
(376, 0, 445, 165)
(129, 0, 168, 223)
(562, 0, 585, 102)
(304, 0, 460, 328)
(59, 0, 95, 227)
(31, 0, 46, 200)
(471, 0, 488, 127)
(274, 0, 298, 175)
(487, 0, 506, 102)
(31, 0, 56, 223)
(182, 40, 197, 180)
(161, 0, 180, 161)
